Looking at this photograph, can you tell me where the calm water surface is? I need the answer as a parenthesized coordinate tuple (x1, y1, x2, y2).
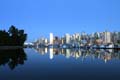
(0, 48, 120, 80)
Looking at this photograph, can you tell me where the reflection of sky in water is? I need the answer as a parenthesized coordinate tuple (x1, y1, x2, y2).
(0, 48, 120, 80)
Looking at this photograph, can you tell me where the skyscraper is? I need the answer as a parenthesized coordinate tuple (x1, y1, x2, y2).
(50, 33, 53, 44)
(103, 31, 111, 44)
(65, 33, 71, 44)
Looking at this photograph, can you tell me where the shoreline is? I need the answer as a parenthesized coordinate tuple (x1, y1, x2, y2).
(34, 46, 120, 49)
(0, 46, 120, 50)
(0, 46, 25, 50)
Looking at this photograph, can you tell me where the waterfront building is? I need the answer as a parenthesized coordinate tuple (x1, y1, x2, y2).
(45, 38, 48, 44)
(33, 31, 120, 48)
(61, 37, 66, 44)
(118, 32, 120, 44)
(103, 31, 111, 44)
(65, 33, 71, 44)
(39, 37, 45, 44)
(53, 36, 60, 45)
(50, 33, 54, 45)
(112, 32, 120, 44)
(112, 32, 118, 44)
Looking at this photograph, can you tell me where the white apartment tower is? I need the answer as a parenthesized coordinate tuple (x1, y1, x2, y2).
(50, 33, 54, 44)
(65, 33, 71, 44)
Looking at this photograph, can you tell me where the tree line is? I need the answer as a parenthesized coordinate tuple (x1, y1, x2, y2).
(0, 25, 27, 46)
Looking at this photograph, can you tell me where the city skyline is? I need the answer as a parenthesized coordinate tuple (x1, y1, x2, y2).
(33, 31, 120, 49)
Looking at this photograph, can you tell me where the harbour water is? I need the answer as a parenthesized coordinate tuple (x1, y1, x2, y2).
(0, 48, 120, 80)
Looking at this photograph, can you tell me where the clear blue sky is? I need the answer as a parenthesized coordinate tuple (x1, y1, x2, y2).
(0, 0, 120, 42)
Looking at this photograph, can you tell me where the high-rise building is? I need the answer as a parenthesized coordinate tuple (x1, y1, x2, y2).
(75, 33, 81, 41)
(50, 33, 53, 44)
(38, 37, 45, 44)
(65, 33, 71, 44)
(45, 38, 48, 44)
(103, 31, 111, 44)
(112, 32, 118, 44)
(54, 36, 59, 44)
(61, 37, 65, 44)
(118, 32, 120, 42)
(112, 32, 120, 44)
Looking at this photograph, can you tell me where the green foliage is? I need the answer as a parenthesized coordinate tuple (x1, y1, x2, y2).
(0, 25, 27, 46)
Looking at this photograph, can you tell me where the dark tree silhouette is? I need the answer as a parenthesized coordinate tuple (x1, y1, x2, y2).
(0, 25, 27, 46)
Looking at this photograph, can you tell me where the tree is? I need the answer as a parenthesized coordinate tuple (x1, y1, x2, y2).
(8, 25, 18, 36)
(0, 25, 27, 46)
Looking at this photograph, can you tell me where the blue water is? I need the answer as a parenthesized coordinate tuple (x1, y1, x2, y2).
(0, 48, 120, 80)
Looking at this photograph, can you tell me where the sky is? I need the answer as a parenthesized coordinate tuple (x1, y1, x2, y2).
(0, 0, 120, 42)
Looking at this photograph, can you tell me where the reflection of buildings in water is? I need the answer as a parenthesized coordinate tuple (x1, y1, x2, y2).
(61, 49, 64, 54)
(74, 51, 80, 59)
(34, 48, 120, 62)
(66, 49, 70, 58)
(71, 49, 81, 59)
(102, 51, 111, 63)
(92, 49, 120, 63)
(45, 48, 48, 53)
(80, 49, 92, 61)
(53, 48, 60, 55)
(104, 53, 111, 63)
(35, 48, 48, 55)
(49, 48, 53, 59)
(108, 49, 113, 53)
(74, 50, 81, 59)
